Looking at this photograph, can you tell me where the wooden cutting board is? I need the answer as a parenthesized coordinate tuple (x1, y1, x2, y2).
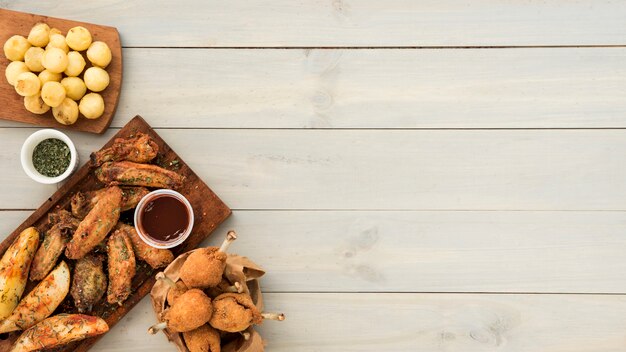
(0, 116, 231, 351)
(0, 8, 122, 134)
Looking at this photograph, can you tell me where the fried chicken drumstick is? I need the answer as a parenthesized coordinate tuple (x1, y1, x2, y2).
(179, 231, 237, 289)
(209, 293, 284, 333)
(71, 186, 149, 219)
(96, 161, 185, 189)
(183, 324, 221, 352)
(149, 289, 213, 334)
(91, 132, 159, 166)
(66, 186, 122, 259)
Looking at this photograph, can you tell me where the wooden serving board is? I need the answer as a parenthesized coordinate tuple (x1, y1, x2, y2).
(0, 8, 122, 134)
(0, 116, 231, 351)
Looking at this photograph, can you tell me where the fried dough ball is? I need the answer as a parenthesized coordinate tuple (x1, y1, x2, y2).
(66, 26, 92, 51)
(209, 293, 262, 333)
(24, 47, 45, 72)
(52, 98, 79, 125)
(180, 232, 236, 289)
(87, 41, 112, 68)
(84, 67, 109, 92)
(24, 93, 51, 114)
(15, 72, 41, 97)
(62, 77, 87, 101)
(47, 33, 69, 53)
(151, 289, 213, 333)
(79, 93, 104, 119)
(28, 23, 51, 47)
(64, 51, 86, 77)
(41, 81, 66, 107)
(39, 69, 62, 85)
(4, 35, 30, 61)
(183, 325, 221, 352)
(42, 47, 68, 73)
(5, 61, 29, 86)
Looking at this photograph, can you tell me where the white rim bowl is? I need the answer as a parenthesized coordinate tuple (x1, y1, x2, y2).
(134, 189, 194, 249)
(20, 129, 78, 184)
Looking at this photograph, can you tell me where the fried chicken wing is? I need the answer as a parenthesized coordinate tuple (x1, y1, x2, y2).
(90, 132, 159, 166)
(70, 254, 107, 313)
(71, 186, 149, 219)
(115, 223, 173, 269)
(183, 324, 221, 352)
(106, 230, 136, 305)
(65, 186, 123, 260)
(30, 212, 79, 281)
(96, 161, 185, 189)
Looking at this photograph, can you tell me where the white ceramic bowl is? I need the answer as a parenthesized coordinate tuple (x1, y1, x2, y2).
(134, 189, 194, 249)
(20, 129, 79, 184)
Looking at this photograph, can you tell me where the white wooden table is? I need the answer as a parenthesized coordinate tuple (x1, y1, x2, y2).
(1, 1, 626, 351)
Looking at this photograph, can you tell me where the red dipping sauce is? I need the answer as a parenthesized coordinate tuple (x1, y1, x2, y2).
(135, 190, 194, 248)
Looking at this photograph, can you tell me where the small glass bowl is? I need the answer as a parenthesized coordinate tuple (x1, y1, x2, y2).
(20, 129, 79, 184)
(134, 189, 194, 249)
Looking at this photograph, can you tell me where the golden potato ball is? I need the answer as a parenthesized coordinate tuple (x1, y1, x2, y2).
(49, 28, 62, 37)
(83, 67, 109, 92)
(47, 33, 69, 53)
(24, 47, 45, 72)
(5, 61, 29, 86)
(66, 26, 92, 51)
(61, 77, 87, 101)
(41, 81, 66, 108)
(14, 72, 41, 97)
(27, 23, 50, 47)
(79, 93, 105, 119)
(24, 93, 51, 114)
(38, 69, 62, 85)
(52, 98, 79, 125)
(42, 47, 68, 73)
(3, 35, 31, 61)
(64, 51, 86, 77)
(86, 41, 112, 68)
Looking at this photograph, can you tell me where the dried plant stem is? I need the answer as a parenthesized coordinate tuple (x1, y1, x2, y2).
(261, 313, 285, 321)
(148, 322, 167, 334)
(218, 230, 237, 253)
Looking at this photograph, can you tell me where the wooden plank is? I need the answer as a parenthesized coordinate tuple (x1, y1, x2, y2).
(3, 1, 626, 47)
(3, 128, 626, 211)
(0, 8, 123, 133)
(1, 48, 622, 129)
(77, 293, 626, 351)
(3, 210, 626, 293)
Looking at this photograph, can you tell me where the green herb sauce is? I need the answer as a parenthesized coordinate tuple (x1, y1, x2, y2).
(32, 138, 71, 177)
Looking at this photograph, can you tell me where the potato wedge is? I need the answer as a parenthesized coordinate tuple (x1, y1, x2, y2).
(10, 314, 109, 352)
(0, 261, 70, 333)
(0, 227, 39, 320)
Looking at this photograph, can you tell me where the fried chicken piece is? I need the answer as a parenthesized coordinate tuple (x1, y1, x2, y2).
(95, 161, 185, 189)
(155, 273, 188, 306)
(209, 293, 262, 333)
(66, 186, 123, 260)
(149, 289, 213, 334)
(70, 254, 107, 313)
(106, 230, 136, 305)
(116, 223, 173, 269)
(91, 132, 159, 166)
(180, 231, 237, 289)
(205, 279, 243, 299)
(30, 212, 79, 281)
(183, 324, 221, 352)
(71, 187, 149, 219)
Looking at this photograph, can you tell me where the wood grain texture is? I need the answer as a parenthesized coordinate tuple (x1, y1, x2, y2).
(1, 210, 626, 294)
(0, 8, 122, 133)
(62, 293, 626, 352)
(3, 1, 626, 47)
(2, 48, 622, 129)
(3, 128, 626, 211)
(0, 117, 230, 351)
